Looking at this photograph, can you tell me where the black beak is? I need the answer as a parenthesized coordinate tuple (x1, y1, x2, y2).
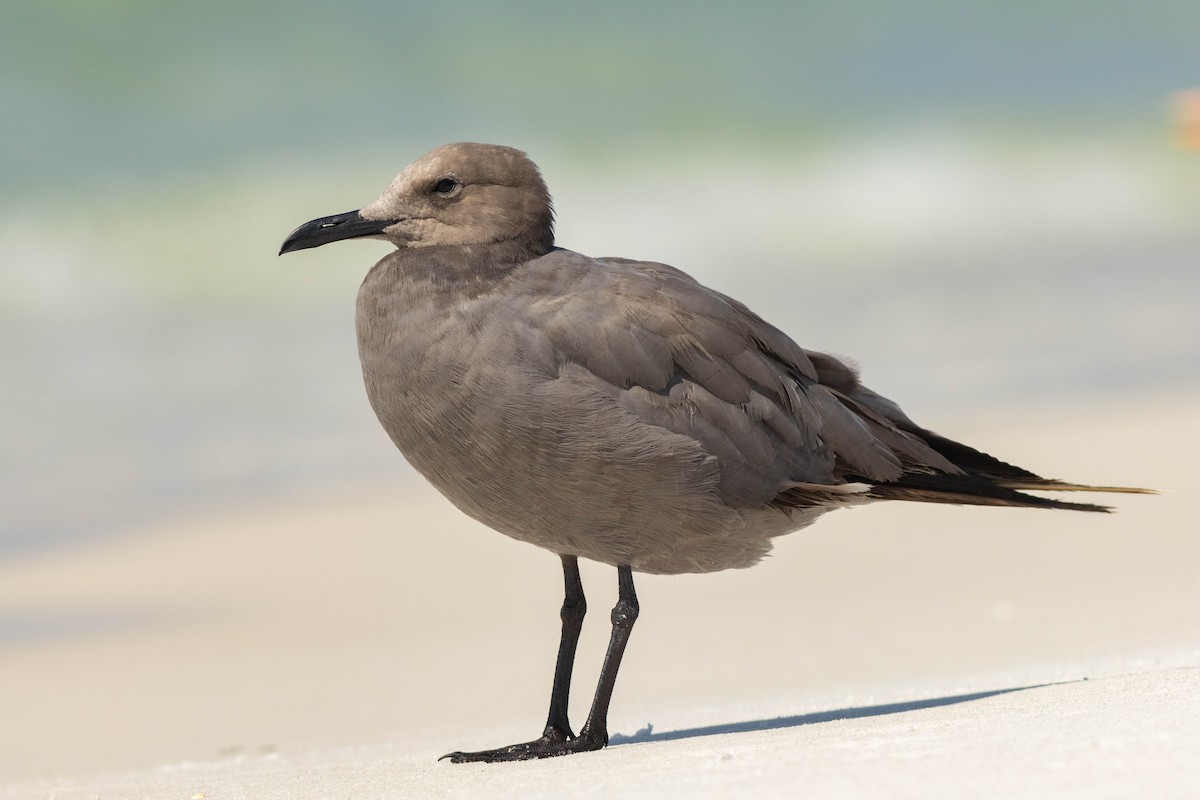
(278, 210, 395, 255)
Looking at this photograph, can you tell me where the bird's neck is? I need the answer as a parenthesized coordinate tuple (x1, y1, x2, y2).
(387, 239, 552, 289)
(361, 242, 556, 315)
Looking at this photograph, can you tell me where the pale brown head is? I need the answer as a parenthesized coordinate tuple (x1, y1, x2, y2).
(279, 142, 555, 257)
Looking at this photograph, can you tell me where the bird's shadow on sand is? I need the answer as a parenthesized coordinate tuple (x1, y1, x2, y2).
(609, 682, 1067, 746)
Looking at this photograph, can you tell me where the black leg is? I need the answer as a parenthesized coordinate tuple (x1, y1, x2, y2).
(442, 561, 638, 763)
(574, 564, 639, 750)
(442, 555, 587, 762)
(544, 555, 587, 738)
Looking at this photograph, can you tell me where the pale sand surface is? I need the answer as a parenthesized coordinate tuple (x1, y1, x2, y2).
(1, 390, 1197, 797)
(4, 667, 1197, 800)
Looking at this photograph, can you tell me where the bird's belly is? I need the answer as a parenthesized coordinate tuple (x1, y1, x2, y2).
(361, 355, 802, 574)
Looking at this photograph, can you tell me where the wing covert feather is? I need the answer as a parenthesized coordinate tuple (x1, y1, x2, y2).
(524, 252, 959, 507)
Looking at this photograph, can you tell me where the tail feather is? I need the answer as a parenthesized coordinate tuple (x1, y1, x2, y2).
(995, 479, 1157, 495)
(870, 424, 1155, 509)
(867, 485, 1111, 513)
(862, 471, 1112, 512)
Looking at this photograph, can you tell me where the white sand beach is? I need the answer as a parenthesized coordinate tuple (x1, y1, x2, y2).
(1, 389, 1196, 798)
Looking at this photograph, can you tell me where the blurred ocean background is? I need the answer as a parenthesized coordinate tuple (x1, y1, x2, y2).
(1, 1, 1197, 557)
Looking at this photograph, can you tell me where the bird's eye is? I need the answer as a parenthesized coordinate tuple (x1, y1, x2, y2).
(433, 177, 460, 197)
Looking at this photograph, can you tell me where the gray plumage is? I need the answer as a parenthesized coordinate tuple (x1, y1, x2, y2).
(285, 141, 1138, 574)
(280, 142, 1148, 761)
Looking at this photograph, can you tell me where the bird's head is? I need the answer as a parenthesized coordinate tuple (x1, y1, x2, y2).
(279, 142, 555, 257)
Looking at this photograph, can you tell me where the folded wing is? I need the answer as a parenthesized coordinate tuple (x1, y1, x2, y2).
(526, 253, 1147, 513)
